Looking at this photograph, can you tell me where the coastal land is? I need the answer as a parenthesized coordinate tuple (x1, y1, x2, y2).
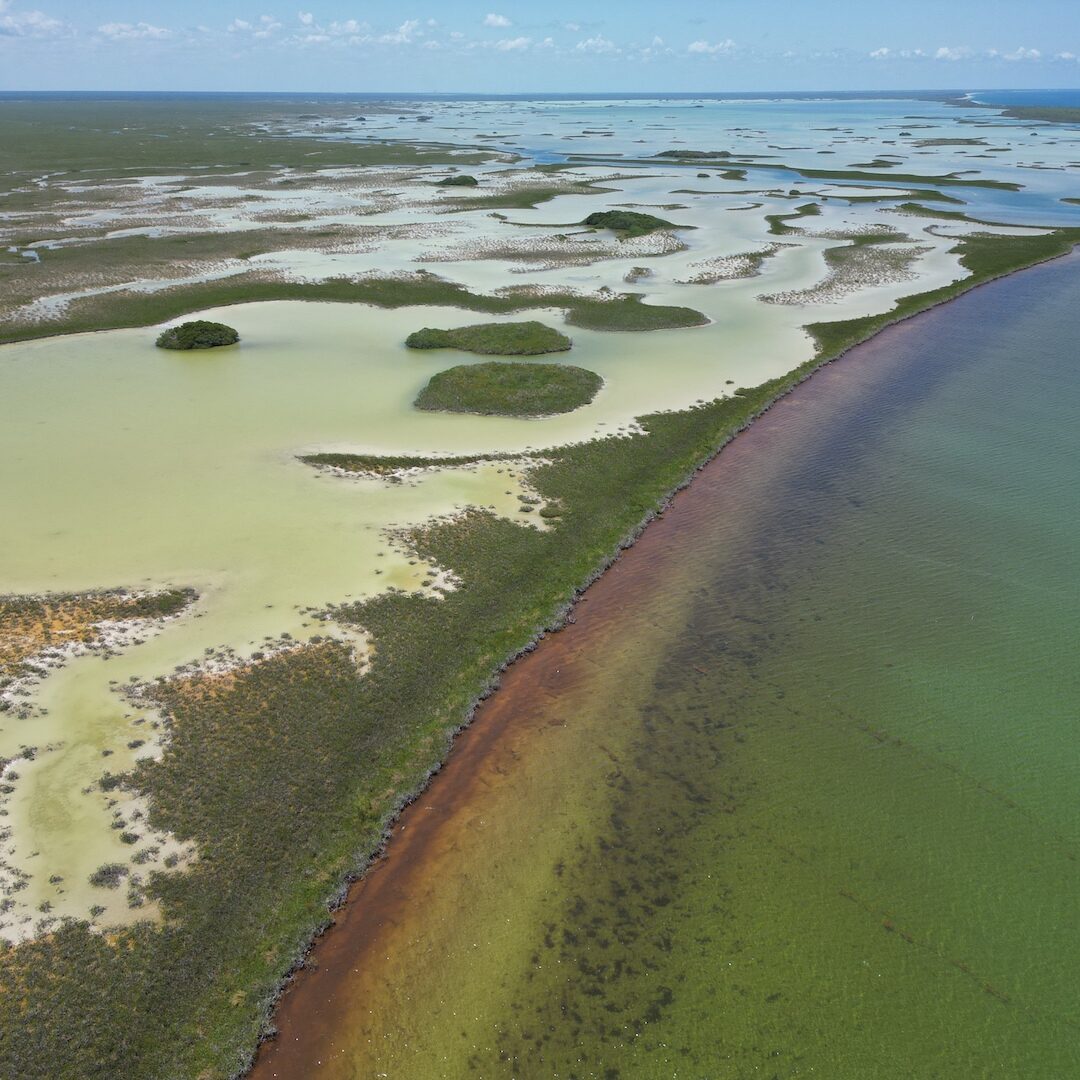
(1, 91, 1079, 1078)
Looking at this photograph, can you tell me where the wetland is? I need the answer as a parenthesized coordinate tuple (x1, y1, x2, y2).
(2, 90, 1079, 1078)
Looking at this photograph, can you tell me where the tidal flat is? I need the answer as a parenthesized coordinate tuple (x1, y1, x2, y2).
(1, 92, 1079, 1078)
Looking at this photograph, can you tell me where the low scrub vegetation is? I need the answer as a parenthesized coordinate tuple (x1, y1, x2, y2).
(405, 320, 571, 355)
(415, 361, 602, 416)
(582, 210, 679, 238)
(155, 321, 239, 351)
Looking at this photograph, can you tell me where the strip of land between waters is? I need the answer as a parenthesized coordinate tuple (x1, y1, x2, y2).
(246, 248, 1080, 1078)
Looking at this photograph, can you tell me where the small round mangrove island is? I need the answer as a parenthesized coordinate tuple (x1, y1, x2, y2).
(405, 320, 572, 356)
(415, 361, 602, 417)
(437, 174, 479, 187)
(582, 210, 678, 238)
(155, 320, 240, 350)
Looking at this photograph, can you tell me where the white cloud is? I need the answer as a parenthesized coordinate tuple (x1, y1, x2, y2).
(934, 45, 970, 61)
(329, 18, 367, 36)
(869, 46, 890, 59)
(495, 35, 530, 50)
(564, 22, 580, 32)
(575, 35, 618, 54)
(298, 11, 314, 26)
(1003, 45, 1041, 61)
(99, 21, 171, 40)
(688, 38, 736, 55)
(1055, 50, 1077, 61)
(484, 13, 511, 27)
(228, 19, 251, 32)
(0, 7, 71, 37)
(377, 18, 420, 44)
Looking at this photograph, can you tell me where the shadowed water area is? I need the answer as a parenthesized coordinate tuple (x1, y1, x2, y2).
(254, 255, 1080, 1079)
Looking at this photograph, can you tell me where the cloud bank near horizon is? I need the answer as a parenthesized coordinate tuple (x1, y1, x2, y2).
(0, 0, 1076, 92)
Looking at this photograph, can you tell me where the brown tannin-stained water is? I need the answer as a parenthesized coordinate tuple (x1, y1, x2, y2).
(253, 256, 1080, 1079)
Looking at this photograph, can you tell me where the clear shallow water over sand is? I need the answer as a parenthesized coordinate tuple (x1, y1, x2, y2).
(255, 256, 1080, 1078)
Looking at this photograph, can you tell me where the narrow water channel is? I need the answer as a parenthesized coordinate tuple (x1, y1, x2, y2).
(254, 256, 1080, 1079)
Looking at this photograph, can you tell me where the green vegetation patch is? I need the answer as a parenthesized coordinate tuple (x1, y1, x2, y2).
(155, 321, 239, 351)
(414, 362, 602, 417)
(1, 588, 196, 693)
(302, 451, 512, 476)
(997, 104, 1080, 125)
(405, 320, 571, 356)
(561, 294, 706, 332)
(436, 174, 479, 187)
(766, 202, 822, 235)
(582, 210, 680, 238)
(0, 272, 708, 345)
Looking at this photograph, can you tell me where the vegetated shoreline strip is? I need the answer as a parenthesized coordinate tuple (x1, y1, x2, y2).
(0, 277, 707, 346)
(2, 230, 1078, 1080)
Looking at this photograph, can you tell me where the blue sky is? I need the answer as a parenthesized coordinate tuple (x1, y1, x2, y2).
(1, 1, 1077, 93)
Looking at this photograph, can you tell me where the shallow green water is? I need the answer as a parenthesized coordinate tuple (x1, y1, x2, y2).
(489, 258, 1080, 1077)
(289, 257, 1080, 1079)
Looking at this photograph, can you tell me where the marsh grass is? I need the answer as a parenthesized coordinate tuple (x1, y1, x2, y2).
(302, 451, 513, 475)
(0, 100, 500, 193)
(0, 589, 195, 695)
(0, 273, 708, 344)
(404, 320, 571, 355)
(414, 362, 602, 416)
(582, 210, 681, 238)
(765, 202, 822, 235)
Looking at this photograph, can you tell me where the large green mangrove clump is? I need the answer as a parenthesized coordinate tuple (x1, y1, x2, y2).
(437, 174, 479, 187)
(155, 320, 240, 350)
(415, 361, 602, 417)
(405, 320, 571, 356)
(582, 210, 677, 238)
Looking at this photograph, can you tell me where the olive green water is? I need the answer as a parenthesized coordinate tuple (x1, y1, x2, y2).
(281, 258, 1080, 1079)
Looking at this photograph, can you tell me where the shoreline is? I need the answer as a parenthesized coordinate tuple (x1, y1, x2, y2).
(245, 246, 1080, 1077)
